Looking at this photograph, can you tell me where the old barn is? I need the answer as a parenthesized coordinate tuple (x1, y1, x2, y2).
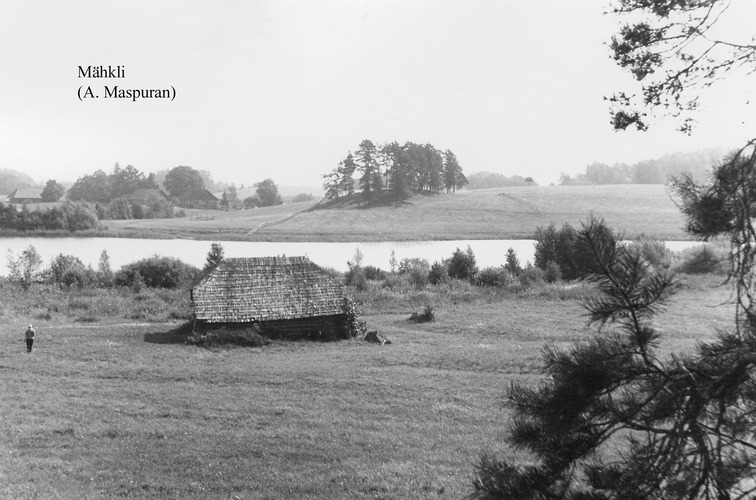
(191, 256, 351, 339)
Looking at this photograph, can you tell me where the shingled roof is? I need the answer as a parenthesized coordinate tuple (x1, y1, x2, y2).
(191, 256, 345, 323)
(9, 188, 44, 202)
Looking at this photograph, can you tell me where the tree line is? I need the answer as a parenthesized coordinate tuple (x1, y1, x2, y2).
(560, 148, 724, 186)
(0, 202, 98, 232)
(0, 163, 292, 232)
(322, 139, 468, 202)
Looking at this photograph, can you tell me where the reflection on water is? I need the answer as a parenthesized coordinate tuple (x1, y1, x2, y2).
(0, 237, 703, 274)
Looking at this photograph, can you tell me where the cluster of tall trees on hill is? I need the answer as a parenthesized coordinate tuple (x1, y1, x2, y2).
(323, 140, 467, 201)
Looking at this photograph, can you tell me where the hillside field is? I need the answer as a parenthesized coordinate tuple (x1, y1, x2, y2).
(101, 185, 690, 241)
(0, 275, 732, 499)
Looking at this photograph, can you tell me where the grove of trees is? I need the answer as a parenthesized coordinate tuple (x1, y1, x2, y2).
(68, 164, 159, 203)
(0, 201, 98, 232)
(466, 172, 535, 190)
(323, 140, 468, 202)
(64, 164, 183, 221)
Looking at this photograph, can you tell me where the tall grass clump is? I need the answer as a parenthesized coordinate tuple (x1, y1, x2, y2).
(408, 305, 435, 323)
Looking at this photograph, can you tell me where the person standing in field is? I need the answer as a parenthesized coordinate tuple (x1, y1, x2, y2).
(25, 324, 35, 353)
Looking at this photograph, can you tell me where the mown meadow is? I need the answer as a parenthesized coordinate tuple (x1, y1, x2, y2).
(0, 264, 733, 499)
(98, 185, 689, 241)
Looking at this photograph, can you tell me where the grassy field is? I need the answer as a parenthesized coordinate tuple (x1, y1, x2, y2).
(0, 274, 732, 499)
(97, 185, 690, 242)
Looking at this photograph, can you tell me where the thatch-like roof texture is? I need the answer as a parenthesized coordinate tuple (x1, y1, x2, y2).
(10, 187, 43, 201)
(192, 256, 345, 323)
(180, 189, 218, 202)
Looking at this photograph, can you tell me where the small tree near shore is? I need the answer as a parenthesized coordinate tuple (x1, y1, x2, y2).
(203, 243, 224, 272)
(504, 247, 521, 276)
(7, 245, 43, 290)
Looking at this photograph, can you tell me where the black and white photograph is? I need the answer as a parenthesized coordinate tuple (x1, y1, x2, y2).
(1, 0, 756, 498)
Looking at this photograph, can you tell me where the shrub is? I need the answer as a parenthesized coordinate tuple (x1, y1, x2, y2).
(382, 274, 411, 292)
(428, 261, 449, 285)
(476, 266, 511, 287)
(626, 237, 674, 271)
(534, 220, 616, 280)
(338, 296, 364, 339)
(398, 258, 430, 289)
(114, 255, 198, 289)
(675, 244, 728, 275)
(407, 268, 428, 289)
(363, 265, 387, 281)
(47, 254, 86, 284)
(504, 247, 522, 275)
(519, 264, 546, 286)
(408, 305, 435, 323)
(61, 267, 97, 288)
(543, 260, 562, 283)
(344, 264, 368, 290)
(61, 202, 98, 231)
(7, 245, 43, 289)
(447, 246, 478, 282)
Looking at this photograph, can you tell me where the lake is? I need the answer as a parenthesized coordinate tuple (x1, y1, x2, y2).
(0, 237, 703, 274)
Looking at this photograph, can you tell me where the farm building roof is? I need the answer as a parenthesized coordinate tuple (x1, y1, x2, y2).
(10, 187, 44, 201)
(126, 188, 170, 202)
(191, 256, 346, 323)
(179, 189, 218, 201)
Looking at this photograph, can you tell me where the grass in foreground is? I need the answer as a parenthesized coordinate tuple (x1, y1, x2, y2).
(0, 274, 731, 499)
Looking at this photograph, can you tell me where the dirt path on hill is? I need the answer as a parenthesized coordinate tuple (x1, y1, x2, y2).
(245, 198, 325, 235)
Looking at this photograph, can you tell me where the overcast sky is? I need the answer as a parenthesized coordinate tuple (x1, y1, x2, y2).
(1, 0, 754, 189)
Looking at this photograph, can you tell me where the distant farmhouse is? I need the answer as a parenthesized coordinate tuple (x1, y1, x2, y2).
(9, 187, 44, 204)
(176, 189, 218, 209)
(191, 256, 350, 339)
(125, 188, 171, 205)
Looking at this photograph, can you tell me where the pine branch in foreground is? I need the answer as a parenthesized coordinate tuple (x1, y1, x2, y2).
(470, 214, 756, 500)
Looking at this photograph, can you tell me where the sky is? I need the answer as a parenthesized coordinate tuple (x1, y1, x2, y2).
(0, 0, 754, 190)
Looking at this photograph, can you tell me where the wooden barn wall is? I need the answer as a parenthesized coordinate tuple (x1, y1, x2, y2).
(197, 315, 344, 340)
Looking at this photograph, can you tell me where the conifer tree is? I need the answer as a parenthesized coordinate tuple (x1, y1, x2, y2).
(203, 243, 224, 272)
(472, 149, 756, 498)
(356, 139, 379, 199)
